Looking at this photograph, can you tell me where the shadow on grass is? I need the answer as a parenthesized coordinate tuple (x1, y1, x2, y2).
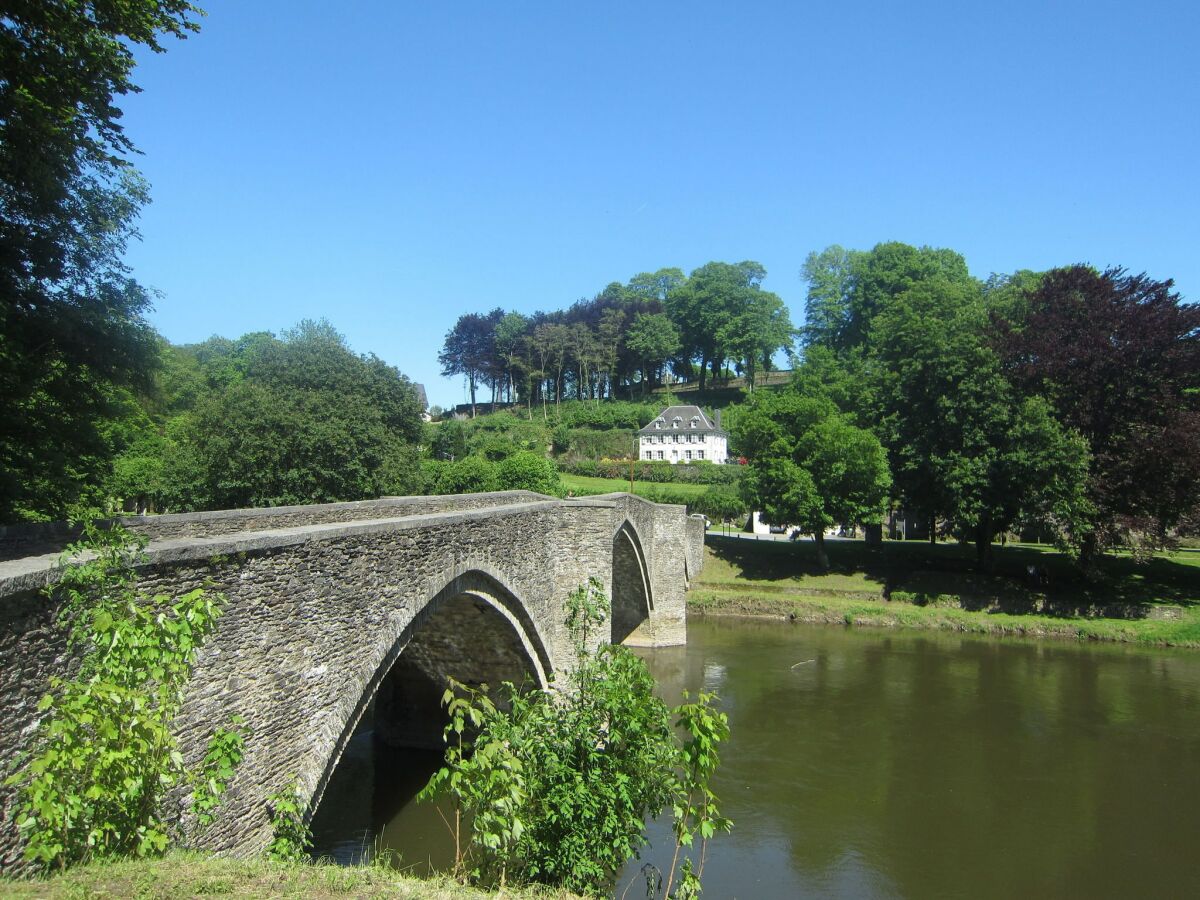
(705, 535, 1200, 617)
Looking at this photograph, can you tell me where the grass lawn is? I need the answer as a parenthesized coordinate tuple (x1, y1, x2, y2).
(691, 536, 1200, 647)
(0, 852, 581, 899)
(559, 473, 710, 499)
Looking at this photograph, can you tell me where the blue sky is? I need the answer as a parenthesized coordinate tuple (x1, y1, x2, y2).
(120, 0, 1200, 409)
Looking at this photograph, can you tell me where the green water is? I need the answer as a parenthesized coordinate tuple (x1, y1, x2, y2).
(311, 620, 1200, 898)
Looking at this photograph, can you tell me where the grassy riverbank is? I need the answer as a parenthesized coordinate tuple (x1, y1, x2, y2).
(0, 852, 581, 899)
(690, 535, 1200, 647)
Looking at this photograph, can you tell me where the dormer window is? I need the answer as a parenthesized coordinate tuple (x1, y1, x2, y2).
(690, 417, 699, 428)
(654, 421, 661, 430)
(672, 416, 682, 429)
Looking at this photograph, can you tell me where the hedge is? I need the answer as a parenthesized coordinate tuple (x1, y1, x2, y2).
(558, 458, 742, 485)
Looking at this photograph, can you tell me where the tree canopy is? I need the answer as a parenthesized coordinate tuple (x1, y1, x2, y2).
(0, 1, 202, 521)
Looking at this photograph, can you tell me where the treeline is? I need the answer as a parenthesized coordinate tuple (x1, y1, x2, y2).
(108, 320, 427, 514)
(438, 262, 795, 415)
(737, 242, 1200, 568)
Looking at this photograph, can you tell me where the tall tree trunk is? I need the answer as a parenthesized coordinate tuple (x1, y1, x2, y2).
(469, 375, 477, 418)
(813, 530, 830, 571)
(975, 513, 994, 572)
(699, 352, 709, 392)
(929, 513, 937, 545)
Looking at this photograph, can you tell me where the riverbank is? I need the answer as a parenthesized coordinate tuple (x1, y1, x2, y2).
(690, 536, 1200, 647)
(0, 852, 581, 899)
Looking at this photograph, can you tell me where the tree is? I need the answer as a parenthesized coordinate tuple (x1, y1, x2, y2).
(998, 266, 1200, 557)
(718, 289, 794, 390)
(0, 2, 202, 522)
(870, 278, 1090, 567)
(625, 313, 681, 395)
(435, 455, 499, 494)
(669, 261, 783, 391)
(493, 311, 528, 403)
(800, 242, 973, 354)
(439, 311, 501, 417)
(734, 390, 891, 569)
(142, 323, 424, 511)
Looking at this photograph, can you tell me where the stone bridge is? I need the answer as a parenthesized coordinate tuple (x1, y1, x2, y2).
(0, 491, 707, 867)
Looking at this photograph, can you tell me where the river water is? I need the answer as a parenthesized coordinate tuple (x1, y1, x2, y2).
(310, 619, 1200, 898)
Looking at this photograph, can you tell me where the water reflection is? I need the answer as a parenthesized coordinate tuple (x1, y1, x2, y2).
(312, 620, 1200, 899)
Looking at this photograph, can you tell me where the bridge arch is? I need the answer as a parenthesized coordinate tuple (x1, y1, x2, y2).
(611, 519, 654, 644)
(308, 567, 551, 821)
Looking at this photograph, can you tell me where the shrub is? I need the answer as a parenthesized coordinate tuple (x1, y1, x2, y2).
(8, 524, 243, 870)
(420, 580, 731, 896)
(435, 455, 499, 494)
(266, 779, 312, 863)
(496, 451, 561, 495)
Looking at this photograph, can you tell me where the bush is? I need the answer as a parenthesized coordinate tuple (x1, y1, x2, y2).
(420, 580, 731, 896)
(435, 455, 499, 494)
(558, 458, 742, 486)
(9, 524, 243, 870)
(552, 401, 662, 431)
(561, 428, 638, 460)
(688, 485, 749, 522)
(496, 451, 561, 495)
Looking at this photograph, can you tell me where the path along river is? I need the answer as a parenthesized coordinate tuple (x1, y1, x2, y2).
(311, 619, 1200, 898)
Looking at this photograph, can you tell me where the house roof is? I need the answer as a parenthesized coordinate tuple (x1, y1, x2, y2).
(638, 405, 726, 435)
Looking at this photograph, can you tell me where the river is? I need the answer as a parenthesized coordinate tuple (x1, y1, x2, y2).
(310, 619, 1200, 898)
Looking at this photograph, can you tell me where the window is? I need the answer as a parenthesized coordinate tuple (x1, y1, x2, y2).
(685, 450, 693, 460)
(657, 450, 664, 460)
(644, 451, 651, 460)
(691, 417, 699, 428)
(698, 449, 705, 460)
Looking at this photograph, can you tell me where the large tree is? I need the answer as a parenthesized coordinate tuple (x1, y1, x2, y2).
(0, 1, 202, 521)
(871, 278, 1090, 568)
(734, 390, 891, 569)
(999, 266, 1200, 557)
(801, 242, 973, 354)
(438, 310, 502, 417)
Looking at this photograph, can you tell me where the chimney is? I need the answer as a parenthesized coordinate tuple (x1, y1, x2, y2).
(715, 409, 721, 429)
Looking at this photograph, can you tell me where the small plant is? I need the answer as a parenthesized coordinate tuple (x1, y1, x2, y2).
(6, 522, 240, 870)
(266, 778, 312, 862)
(191, 716, 247, 831)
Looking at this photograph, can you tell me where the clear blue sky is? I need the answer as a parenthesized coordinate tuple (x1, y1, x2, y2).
(120, 0, 1200, 409)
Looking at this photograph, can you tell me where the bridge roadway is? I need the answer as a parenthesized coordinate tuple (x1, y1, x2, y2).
(0, 490, 705, 866)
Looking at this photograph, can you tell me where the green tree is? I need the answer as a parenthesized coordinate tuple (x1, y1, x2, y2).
(734, 390, 891, 568)
(145, 323, 423, 511)
(625, 312, 681, 396)
(801, 242, 973, 354)
(420, 580, 729, 895)
(871, 279, 1090, 567)
(0, 2, 202, 523)
(439, 311, 501, 417)
(668, 261, 772, 391)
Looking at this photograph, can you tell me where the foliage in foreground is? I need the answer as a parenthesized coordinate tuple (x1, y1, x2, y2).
(6, 524, 243, 870)
(420, 580, 731, 897)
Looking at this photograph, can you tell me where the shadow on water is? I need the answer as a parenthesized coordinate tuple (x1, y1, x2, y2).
(309, 717, 450, 874)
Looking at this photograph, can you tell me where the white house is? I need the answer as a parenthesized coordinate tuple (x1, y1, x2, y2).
(637, 405, 728, 464)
